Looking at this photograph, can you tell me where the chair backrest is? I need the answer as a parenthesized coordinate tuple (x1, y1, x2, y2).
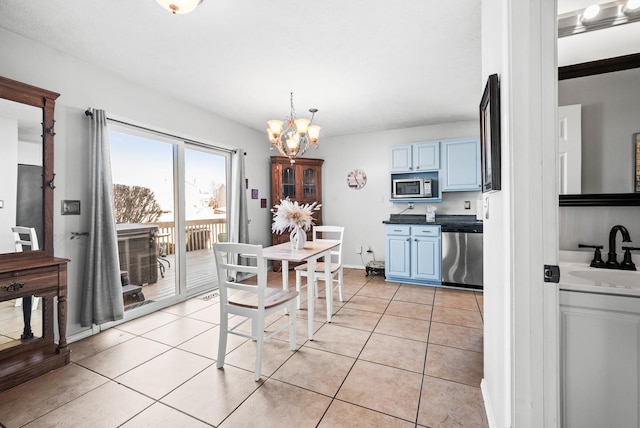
(12, 226, 39, 252)
(213, 242, 268, 309)
(313, 225, 344, 265)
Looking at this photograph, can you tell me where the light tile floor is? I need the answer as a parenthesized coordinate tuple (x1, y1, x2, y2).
(0, 268, 488, 427)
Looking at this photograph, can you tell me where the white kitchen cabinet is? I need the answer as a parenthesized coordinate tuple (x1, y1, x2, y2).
(441, 137, 481, 192)
(390, 141, 440, 173)
(385, 224, 441, 285)
(560, 289, 640, 428)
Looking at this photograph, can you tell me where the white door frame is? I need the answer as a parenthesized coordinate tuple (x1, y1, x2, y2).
(509, 1, 559, 427)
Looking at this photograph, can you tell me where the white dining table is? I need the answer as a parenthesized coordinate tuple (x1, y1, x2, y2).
(262, 240, 339, 340)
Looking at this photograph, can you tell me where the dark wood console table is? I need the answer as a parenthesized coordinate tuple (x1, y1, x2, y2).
(0, 252, 70, 392)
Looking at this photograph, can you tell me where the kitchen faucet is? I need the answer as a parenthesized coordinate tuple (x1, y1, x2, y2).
(606, 225, 633, 269)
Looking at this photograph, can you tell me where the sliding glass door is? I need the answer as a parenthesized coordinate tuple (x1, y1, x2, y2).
(109, 125, 229, 312)
(184, 147, 227, 293)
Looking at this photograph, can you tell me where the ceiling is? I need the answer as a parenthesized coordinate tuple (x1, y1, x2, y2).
(0, 0, 637, 138)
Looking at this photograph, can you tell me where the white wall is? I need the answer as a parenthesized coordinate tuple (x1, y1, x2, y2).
(480, 0, 510, 426)
(560, 206, 640, 251)
(313, 121, 481, 268)
(0, 27, 273, 338)
(481, 1, 560, 427)
(0, 116, 18, 253)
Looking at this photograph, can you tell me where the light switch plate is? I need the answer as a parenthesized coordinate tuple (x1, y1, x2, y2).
(61, 200, 81, 215)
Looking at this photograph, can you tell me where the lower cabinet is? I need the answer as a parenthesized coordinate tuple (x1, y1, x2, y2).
(560, 289, 640, 428)
(385, 224, 441, 284)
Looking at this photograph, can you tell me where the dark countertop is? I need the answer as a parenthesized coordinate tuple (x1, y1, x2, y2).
(383, 214, 483, 232)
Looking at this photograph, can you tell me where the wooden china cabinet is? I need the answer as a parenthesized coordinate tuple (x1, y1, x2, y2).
(270, 156, 324, 271)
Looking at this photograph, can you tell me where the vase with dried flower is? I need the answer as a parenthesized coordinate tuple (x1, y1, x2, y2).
(271, 198, 321, 250)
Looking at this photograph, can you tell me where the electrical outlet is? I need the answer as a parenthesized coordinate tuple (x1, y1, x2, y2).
(366, 245, 373, 253)
(356, 246, 362, 254)
(408, 202, 414, 209)
(464, 201, 471, 210)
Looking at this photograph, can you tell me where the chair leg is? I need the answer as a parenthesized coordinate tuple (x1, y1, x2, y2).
(314, 279, 319, 298)
(295, 270, 303, 309)
(288, 302, 297, 351)
(217, 312, 228, 369)
(254, 319, 264, 382)
(325, 278, 332, 322)
(338, 269, 344, 302)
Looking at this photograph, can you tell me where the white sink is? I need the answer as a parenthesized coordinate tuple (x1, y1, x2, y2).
(560, 262, 640, 296)
(568, 269, 640, 288)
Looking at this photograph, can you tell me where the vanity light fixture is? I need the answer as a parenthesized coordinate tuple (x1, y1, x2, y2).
(581, 4, 601, 23)
(266, 92, 321, 164)
(156, 0, 202, 14)
(559, 0, 640, 37)
(623, 0, 640, 15)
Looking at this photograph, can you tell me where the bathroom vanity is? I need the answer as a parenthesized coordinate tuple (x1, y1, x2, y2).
(559, 262, 640, 428)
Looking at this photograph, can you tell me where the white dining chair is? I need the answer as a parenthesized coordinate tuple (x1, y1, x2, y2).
(12, 226, 40, 311)
(213, 242, 298, 381)
(12, 226, 39, 252)
(294, 226, 344, 319)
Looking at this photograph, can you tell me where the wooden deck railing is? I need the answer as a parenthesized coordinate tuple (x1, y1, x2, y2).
(152, 218, 227, 255)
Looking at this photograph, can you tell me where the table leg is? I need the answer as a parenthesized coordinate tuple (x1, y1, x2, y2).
(281, 260, 289, 314)
(324, 250, 333, 322)
(307, 257, 316, 340)
(281, 260, 289, 291)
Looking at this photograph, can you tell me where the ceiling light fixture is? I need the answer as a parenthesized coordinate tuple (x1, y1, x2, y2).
(267, 93, 321, 164)
(156, 0, 202, 14)
(558, 0, 640, 37)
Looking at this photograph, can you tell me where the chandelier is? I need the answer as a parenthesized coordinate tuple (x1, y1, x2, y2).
(267, 93, 321, 163)
(156, 0, 202, 14)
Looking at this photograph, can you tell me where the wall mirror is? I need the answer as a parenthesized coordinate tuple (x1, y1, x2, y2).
(558, 53, 640, 206)
(0, 98, 44, 253)
(0, 76, 58, 355)
(0, 76, 57, 254)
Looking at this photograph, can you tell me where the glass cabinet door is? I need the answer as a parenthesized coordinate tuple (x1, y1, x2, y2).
(302, 167, 316, 199)
(282, 167, 296, 199)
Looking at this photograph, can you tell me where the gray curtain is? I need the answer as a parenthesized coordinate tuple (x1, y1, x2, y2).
(80, 109, 124, 327)
(229, 150, 249, 244)
(228, 150, 249, 277)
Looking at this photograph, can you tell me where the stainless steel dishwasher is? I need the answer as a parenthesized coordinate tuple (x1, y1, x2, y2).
(441, 223, 483, 290)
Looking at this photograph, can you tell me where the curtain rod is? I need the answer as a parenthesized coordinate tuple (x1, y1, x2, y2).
(84, 109, 244, 155)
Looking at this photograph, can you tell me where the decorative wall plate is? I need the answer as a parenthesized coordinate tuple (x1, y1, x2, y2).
(347, 169, 367, 189)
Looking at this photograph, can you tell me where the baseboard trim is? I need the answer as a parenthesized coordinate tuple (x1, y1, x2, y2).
(481, 378, 497, 428)
(67, 324, 100, 344)
(342, 264, 365, 270)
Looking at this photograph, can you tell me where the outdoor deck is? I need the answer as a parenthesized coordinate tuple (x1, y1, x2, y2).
(133, 248, 217, 304)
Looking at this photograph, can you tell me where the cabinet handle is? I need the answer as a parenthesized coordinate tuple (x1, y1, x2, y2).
(5, 282, 24, 292)
(406, 238, 411, 242)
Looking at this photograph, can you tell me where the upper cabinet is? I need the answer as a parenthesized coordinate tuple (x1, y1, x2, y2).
(440, 137, 481, 192)
(390, 141, 440, 173)
(389, 137, 480, 202)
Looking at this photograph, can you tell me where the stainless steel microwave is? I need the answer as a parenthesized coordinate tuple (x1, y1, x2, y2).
(392, 178, 432, 198)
